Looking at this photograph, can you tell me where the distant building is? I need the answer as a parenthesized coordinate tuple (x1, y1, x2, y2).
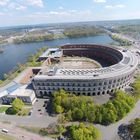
(38, 48, 62, 61)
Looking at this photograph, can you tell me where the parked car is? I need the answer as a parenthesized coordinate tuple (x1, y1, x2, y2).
(28, 110, 33, 116)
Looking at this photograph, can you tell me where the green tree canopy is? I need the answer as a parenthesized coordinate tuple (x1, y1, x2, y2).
(12, 98, 24, 113)
(69, 123, 101, 140)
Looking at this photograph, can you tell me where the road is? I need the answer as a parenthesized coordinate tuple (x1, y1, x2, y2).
(0, 122, 54, 140)
(95, 99, 140, 140)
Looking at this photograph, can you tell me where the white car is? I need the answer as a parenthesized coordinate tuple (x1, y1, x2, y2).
(2, 129, 9, 133)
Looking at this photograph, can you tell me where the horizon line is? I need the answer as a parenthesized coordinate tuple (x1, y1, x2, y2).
(0, 18, 140, 29)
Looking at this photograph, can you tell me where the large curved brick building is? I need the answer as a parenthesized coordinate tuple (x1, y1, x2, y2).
(32, 44, 138, 98)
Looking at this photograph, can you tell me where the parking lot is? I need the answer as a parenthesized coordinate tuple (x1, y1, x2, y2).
(31, 98, 49, 117)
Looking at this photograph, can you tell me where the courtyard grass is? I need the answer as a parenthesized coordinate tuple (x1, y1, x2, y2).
(0, 106, 9, 113)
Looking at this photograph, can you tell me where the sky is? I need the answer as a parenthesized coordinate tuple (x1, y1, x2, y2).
(0, 0, 140, 27)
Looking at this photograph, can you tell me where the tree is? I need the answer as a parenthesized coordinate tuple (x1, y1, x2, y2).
(131, 76, 140, 100)
(54, 96, 62, 105)
(65, 110, 72, 121)
(85, 103, 96, 122)
(95, 106, 102, 123)
(58, 114, 66, 124)
(128, 118, 140, 139)
(57, 125, 66, 135)
(55, 105, 64, 114)
(69, 123, 101, 140)
(12, 98, 24, 113)
(72, 108, 84, 120)
(112, 99, 126, 120)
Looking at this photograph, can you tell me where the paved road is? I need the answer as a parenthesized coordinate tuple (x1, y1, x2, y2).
(0, 122, 54, 140)
(0, 114, 57, 127)
(95, 99, 140, 140)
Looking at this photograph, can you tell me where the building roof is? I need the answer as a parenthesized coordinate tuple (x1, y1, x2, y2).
(0, 90, 8, 98)
(34, 48, 138, 80)
(39, 48, 62, 58)
(8, 85, 34, 97)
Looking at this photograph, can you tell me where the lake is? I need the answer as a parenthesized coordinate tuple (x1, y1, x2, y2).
(0, 34, 116, 79)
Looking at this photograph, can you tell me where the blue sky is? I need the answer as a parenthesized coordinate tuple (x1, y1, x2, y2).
(0, 0, 140, 27)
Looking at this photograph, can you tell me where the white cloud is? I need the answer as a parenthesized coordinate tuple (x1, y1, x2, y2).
(8, 3, 27, 11)
(16, 5, 27, 10)
(27, 10, 93, 23)
(116, 4, 125, 8)
(105, 4, 125, 9)
(94, 0, 106, 3)
(26, 0, 44, 7)
(0, 0, 9, 6)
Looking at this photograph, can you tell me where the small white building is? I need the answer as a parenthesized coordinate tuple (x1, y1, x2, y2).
(0, 85, 36, 105)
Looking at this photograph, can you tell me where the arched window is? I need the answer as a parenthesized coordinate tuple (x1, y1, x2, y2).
(87, 93, 90, 96)
(37, 83, 40, 86)
(102, 91, 105, 95)
(83, 84, 86, 87)
(44, 91, 47, 95)
(107, 90, 110, 94)
(83, 93, 86, 96)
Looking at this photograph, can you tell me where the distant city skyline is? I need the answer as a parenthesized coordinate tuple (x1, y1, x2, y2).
(0, 0, 140, 27)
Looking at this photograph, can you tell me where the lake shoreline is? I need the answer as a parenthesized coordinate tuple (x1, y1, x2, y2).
(0, 34, 117, 80)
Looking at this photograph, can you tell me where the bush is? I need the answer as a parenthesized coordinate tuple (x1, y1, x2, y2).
(57, 125, 66, 135)
(39, 128, 48, 136)
(5, 107, 17, 115)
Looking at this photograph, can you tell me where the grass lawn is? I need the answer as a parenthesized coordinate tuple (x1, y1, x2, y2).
(6, 107, 31, 116)
(19, 125, 41, 134)
(0, 133, 18, 140)
(0, 106, 9, 113)
(19, 125, 59, 139)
